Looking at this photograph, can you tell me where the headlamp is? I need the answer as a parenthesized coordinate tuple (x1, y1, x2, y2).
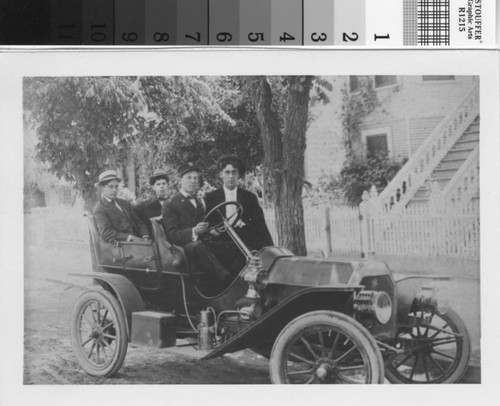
(354, 290, 393, 324)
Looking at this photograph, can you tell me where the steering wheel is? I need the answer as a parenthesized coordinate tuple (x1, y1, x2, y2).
(203, 201, 243, 233)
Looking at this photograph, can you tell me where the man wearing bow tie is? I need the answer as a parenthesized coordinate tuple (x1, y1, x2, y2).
(135, 169, 170, 236)
(162, 163, 233, 293)
(205, 155, 273, 252)
(93, 170, 150, 243)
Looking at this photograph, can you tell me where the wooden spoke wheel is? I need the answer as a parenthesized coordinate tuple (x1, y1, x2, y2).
(70, 290, 128, 377)
(270, 311, 385, 384)
(385, 308, 470, 383)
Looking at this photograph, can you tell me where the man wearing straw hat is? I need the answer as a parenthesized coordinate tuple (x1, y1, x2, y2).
(135, 169, 170, 236)
(93, 170, 150, 243)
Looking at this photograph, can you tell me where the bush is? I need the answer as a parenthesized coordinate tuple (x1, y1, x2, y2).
(339, 153, 405, 206)
(24, 181, 46, 212)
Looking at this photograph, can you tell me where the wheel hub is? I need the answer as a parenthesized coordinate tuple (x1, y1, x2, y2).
(315, 363, 332, 381)
(91, 326, 103, 340)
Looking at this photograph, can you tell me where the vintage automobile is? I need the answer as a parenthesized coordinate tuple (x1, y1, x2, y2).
(70, 201, 471, 384)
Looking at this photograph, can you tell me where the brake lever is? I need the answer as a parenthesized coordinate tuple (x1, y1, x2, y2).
(112, 244, 134, 264)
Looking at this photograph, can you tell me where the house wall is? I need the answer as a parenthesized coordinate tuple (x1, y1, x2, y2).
(304, 75, 477, 182)
(356, 76, 476, 160)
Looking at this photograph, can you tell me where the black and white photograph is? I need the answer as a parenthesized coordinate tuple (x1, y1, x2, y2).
(1, 50, 499, 404)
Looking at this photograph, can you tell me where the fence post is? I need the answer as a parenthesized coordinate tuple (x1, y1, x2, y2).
(324, 206, 332, 256)
(359, 191, 370, 258)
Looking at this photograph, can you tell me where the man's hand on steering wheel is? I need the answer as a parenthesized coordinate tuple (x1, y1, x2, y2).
(203, 201, 243, 234)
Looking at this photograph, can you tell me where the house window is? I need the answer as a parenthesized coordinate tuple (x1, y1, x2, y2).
(366, 134, 389, 157)
(362, 128, 392, 158)
(349, 76, 361, 92)
(374, 76, 397, 88)
(349, 76, 371, 92)
(422, 75, 455, 81)
(60, 186, 73, 205)
(350, 76, 398, 92)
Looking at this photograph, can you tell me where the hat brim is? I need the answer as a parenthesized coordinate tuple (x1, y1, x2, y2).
(94, 177, 121, 188)
(178, 167, 200, 178)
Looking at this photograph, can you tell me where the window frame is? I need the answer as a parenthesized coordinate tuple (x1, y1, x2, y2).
(361, 127, 393, 158)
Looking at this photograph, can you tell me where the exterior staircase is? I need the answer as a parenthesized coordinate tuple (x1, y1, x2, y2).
(410, 116, 479, 207)
(377, 83, 480, 212)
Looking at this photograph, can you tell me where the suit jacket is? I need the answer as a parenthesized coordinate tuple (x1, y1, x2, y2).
(204, 187, 273, 250)
(162, 192, 205, 246)
(134, 198, 164, 236)
(93, 197, 149, 243)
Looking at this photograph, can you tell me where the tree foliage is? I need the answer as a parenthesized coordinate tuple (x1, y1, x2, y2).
(340, 77, 378, 157)
(24, 76, 263, 209)
(24, 77, 145, 210)
(133, 76, 262, 197)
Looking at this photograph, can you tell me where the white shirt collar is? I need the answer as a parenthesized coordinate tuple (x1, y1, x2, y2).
(223, 186, 237, 200)
(180, 190, 195, 199)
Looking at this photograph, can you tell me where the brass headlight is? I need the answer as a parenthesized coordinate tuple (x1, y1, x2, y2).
(354, 290, 393, 325)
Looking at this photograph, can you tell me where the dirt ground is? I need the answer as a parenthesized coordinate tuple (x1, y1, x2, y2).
(24, 243, 270, 385)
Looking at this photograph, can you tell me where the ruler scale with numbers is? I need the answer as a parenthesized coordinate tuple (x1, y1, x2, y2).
(0, 0, 496, 47)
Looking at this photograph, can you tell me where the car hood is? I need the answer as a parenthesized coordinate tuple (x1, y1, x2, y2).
(268, 256, 365, 287)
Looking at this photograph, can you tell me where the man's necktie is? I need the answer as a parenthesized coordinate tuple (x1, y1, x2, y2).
(188, 195, 197, 208)
(226, 191, 236, 219)
(113, 199, 123, 213)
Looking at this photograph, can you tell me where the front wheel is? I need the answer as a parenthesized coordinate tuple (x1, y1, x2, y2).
(385, 308, 471, 383)
(270, 311, 385, 384)
(70, 290, 128, 377)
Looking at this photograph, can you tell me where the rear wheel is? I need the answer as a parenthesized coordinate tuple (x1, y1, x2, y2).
(270, 311, 384, 384)
(70, 290, 128, 377)
(385, 308, 470, 383)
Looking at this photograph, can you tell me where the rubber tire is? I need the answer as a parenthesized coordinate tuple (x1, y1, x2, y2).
(269, 310, 385, 384)
(70, 290, 128, 377)
(385, 308, 471, 384)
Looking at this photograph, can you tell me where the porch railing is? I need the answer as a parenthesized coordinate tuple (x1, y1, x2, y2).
(378, 83, 480, 211)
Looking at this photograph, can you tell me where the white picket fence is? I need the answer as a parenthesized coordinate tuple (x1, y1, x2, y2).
(364, 204, 479, 258)
(27, 200, 479, 260)
(264, 201, 479, 259)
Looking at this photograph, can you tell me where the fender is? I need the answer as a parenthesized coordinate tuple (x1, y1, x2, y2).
(71, 273, 146, 339)
(203, 285, 362, 359)
(394, 275, 453, 321)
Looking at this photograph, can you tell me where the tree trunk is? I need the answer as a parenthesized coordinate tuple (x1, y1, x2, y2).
(74, 171, 98, 213)
(251, 76, 312, 255)
(279, 76, 312, 255)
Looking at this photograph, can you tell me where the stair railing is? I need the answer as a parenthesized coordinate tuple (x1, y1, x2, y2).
(378, 83, 479, 211)
(442, 144, 479, 208)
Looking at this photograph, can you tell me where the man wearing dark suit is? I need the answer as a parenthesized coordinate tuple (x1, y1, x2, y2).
(135, 169, 170, 236)
(93, 170, 150, 243)
(205, 155, 273, 251)
(162, 163, 232, 293)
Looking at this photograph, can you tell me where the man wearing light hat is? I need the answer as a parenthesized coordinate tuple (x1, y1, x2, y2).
(162, 163, 233, 294)
(93, 170, 150, 243)
(135, 169, 170, 236)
